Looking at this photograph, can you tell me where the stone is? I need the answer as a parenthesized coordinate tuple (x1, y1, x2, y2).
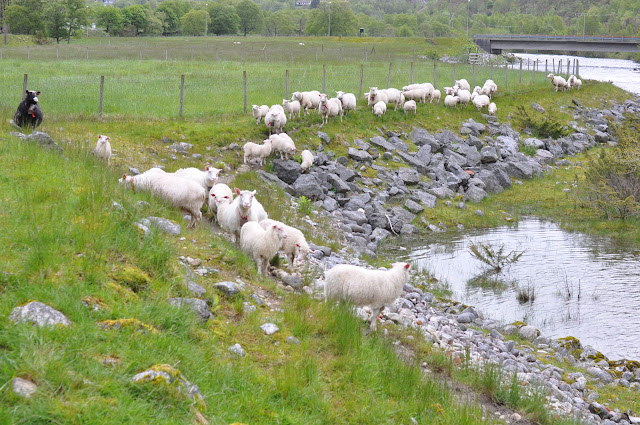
(257, 170, 295, 195)
(286, 336, 301, 345)
(348, 148, 373, 162)
(168, 298, 212, 322)
(461, 119, 486, 136)
(463, 185, 487, 203)
(326, 173, 350, 193)
(534, 149, 555, 165)
(228, 343, 245, 357)
(389, 136, 409, 152)
(518, 325, 540, 341)
(588, 402, 613, 420)
(293, 174, 326, 201)
(398, 168, 420, 185)
(242, 302, 256, 315)
(142, 216, 181, 236)
(480, 146, 500, 163)
(260, 323, 279, 335)
(12, 377, 37, 398)
(25, 132, 61, 151)
(369, 136, 396, 152)
(404, 199, 424, 214)
(531, 102, 546, 113)
(427, 186, 454, 200)
(213, 281, 240, 297)
(456, 312, 475, 323)
(415, 144, 432, 164)
(273, 159, 301, 185)
(410, 128, 438, 149)
(523, 137, 545, 149)
(282, 275, 303, 289)
(318, 131, 330, 144)
(495, 136, 519, 158)
(396, 151, 426, 172)
(9, 301, 71, 327)
(586, 367, 614, 384)
(412, 191, 437, 208)
(132, 364, 204, 405)
(322, 197, 339, 212)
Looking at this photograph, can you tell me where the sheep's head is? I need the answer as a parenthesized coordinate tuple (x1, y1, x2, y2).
(97, 135, 110, 145)
(252, 104, 259, 112)
(336, 91, 344, 99)
(25, 90, 40, 105)
(235, 189, 256, 209)
(546, 73, 555, 79)
(272, 224, 287, 240)
(291, 92, 301, 101)
(204, 166, 221, 185)
(283, 99, 289, 106)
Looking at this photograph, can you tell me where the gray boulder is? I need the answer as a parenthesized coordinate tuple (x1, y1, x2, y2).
(495, 136, 519, 158)
(397, 168, 420, 185)
(12, 378, 37, 398)
(348, 147, 373, 163)
(427, 186, 454, 199)
(273, 159, 301, 185)
(213, 281, 241, 297)
(410, 128, 438, 149)
(369, 136, 396, 152)
(412, 190, 438, 208)
(228, 343, 246, 357)
(326, 173, 350, 193)
(9, 301, 71, 327)
(523, 138, 545, 149)
(463, 185, 487, 203)
(322, 197, 339, 212)
(168, 298, 212, 322)
(404, 199, 424, 214)
(142, 217, 181, 236)
(293, 174, 326, 201)
(318, 131, 330, 144)
(480, 146, 500, 163)
(518, 325, 540, 341)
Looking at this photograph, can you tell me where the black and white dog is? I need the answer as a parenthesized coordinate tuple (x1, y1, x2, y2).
(12, 90, 44, 129)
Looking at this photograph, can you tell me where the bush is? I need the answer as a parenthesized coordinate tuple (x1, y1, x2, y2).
(514, 105, 571, 139)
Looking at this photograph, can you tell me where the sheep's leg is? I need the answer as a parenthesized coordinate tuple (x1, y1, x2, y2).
(369, 306, 384, 331)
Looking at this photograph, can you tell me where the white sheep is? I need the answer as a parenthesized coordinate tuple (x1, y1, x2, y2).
(384, 88, 403, 110)
(240, 221, 287, 275)
(118, 167, 166, 192)
(403, 88, 428, 103)
(300, 149, 314, 172)
(488, 102, 497, 116)
(259, 219, 311, 270)
(336, 91, 357, 115)
(94, 135, 112, 166)
(282, 99, 301, 119)
(402, 83, 434, 95)
(174, 166, 221, 190)
(252, 104, 269, 125)
(568, 75, 582, 90)
(243, 139, 272, 166)
(403, 100, 417, 114)
(208, 183, 233, 217)
(269, 133, 296, 160)
(454, 88, 472, 107)
(454, 78, 471, 92)
(264, 107, 287, 134)
(120, 172, 206, 229)
(373, 101, 386, 118)
(443, 86, 456, 96)
(547, 73, 568, 92)
(482, 79, 498, 97)
(430, 89, 441, 104)
(472, 94, 490, 111)
(318, 93, 343, 125)
(291, 91, 321, 114)
(444, 95, 459, 108)
(324, 262, 411, 330)
(219, 188, 268, 242)
(368, 87, 388, 108)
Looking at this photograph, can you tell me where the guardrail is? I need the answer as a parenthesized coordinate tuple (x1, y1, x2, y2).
(474, 34, 640, 43)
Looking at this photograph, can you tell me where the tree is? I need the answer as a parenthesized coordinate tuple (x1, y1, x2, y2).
(180, 9, 206, 36)
(4, 0, 43, 35)
(63, 0, 87, 44)
(43, 0, 67, 42)
(157, 0, 188, 34)
(122, 5, 148, 35)
(236, 0, 263, 36)
(264, 9, 295, 36)
(96, 7, 124, 35)
(209, 2, 239, 35)
(305, 1, 356, 36)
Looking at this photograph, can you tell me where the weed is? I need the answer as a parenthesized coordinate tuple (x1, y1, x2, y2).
(516, 282, 536, 304)
(469, 242, 525, 273)
(297, 196, 313, 216)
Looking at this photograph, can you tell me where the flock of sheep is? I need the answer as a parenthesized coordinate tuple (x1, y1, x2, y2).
(547, 73, 583, 92)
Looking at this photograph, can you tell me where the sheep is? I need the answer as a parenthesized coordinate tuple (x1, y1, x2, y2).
(269, 133, 296, 160)
(243, 139, 272, 166)
(443, 86, 456, 96)
(336, 91, 357, 115)
(488, 102, 497, 116)
(373, 101, 387, 118)
(264, 107, 287, 134)
(219, 188, 268, 242)
(568, 75, 582, 90)
(430, 89, 441, 104)
(482, 79, 498, 97)
(402, 88, 428, 103)
(324, 262, 411, 330)
(240, 221, 287, 275)
(300, 149, 314, 172)
(444, 95, 459, 109)
(174, 166, 221, 190)
(403, 100, 417, 114)
(402, 83, 434, 95)
(454, 88, 472, 107)
(94, 135, 112, 166)
(259, 219, 311, 270)
(120, 172, 206, 229)
(318, 93, 343, 125)
(547, 73, 568, 92)
(368, 87, 388, 108)
(282, 99, 301, 119)
(291, 91, 321, 114)
(252, 104, 269, 125)
(118, 167, 166, 192)
(454, 78, 471, 92)
(472, 94, 490, 111)
(208, 183, 233, 217)
(384, 88, 404, 110)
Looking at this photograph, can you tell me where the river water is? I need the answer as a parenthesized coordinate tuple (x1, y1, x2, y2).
(389, 219, 640, 360)
(514, 53, 640, 95)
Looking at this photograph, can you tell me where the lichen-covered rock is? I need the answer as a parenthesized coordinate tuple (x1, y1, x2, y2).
(12, 377, 37, 398)
(214, 281, 240, 297)
(141, 216, 181, 236)
(260, 323, 279, 335)
(111, 266, 151, 293)
(9, 301, 71, 327)
(168, 298, 212, 322)
(228, 343, 245, 357)
(99, 318, 158, 334)
(132, 364, 205, 407)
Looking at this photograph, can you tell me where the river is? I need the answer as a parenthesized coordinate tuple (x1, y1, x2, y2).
(514, 52, 640, 95)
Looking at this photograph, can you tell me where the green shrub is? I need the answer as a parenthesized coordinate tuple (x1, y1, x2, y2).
(514, 105, 571, 139)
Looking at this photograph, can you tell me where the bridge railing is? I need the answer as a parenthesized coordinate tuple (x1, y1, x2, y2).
(474, 34, 640, 43)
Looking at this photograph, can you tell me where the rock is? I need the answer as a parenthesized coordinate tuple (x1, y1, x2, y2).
(523, 137, 545, 149)
(534, 149, 555, 165)
(398, 168, 420, 185)
(25, 132, 61, 151)
(318, 131, 330, 144)
(168, 298, 212, 322)
(142, 216, 181, 236)
(588, 402, 613, 420)
(260, 323, 279, 335)
(132, 364, 205, 405)
(12, 377, 37, 398)
(396, 151, 426, 172)
(369, 136, 396, 152)
(427, 186, 454, 200)
(273, 159, 301, 185)
(348, 148, 373, 162)
(282, 275, 303, 289)
(461, 119, 486, 136)
(518, 325, 540, 341)
(9, 301, 71, 327)
(480, 146, 500, 163)
(322, 197, 339, 212)
(586, 367, 614, 384)
(531, 102, 546, 113)
(326, 173, 351, 193)
(410, 128, 438, 149)
(413, 190, 438, 208)
(257, 170, 295, 195)
(415, 144, 432, 164)
(463, 185, 487, 203)
(456, 312, 475, 323)
(286, 336, 301, 345)
(293, 174, 326, 201)
(213, 281, 240, 297)
(404, 199, 424, 214)
(228, 343, 246, 357)
(495, 136, 520, 158)
(184, 266, 206, 297)
(242, 302, 256, 315)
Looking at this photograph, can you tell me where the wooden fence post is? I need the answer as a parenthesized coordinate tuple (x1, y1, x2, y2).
(359, 64, 363, 98)
(322, 64, 326, 93)
(243, 70, 247, 114)
(559, 59, 562, 77)
(519, 59, 522, 84)
(532, 62, 535, 83)
(552, 59, 555, 73)
(56, 46, 59, 60)
(86, 47, 89, 60)
(576, 59, 579, 77)
(22, 74, 28, 97)
(452, 63, 456, 86)
(27, 46, 30, 60)
(410, 62, 414, 84)
(472, 63, 476, 88)
(179, 74, 185, 117)
(365, 49, 368, 62)
(165, 49, 168, 61)
(99, 76, 104, 116)
(285, 69, 289, 100)
(545, 59, 548, 74)
(567, 59, 570, 76)
(505, 63, 508, 87)
(433, 58, 437, 89)
(490, 63, 493, 79)
(387, 63, 392, 89)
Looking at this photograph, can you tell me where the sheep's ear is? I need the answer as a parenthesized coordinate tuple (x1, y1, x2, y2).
(205, 166, 210, 171)
(122, 174, 127, 179)
(234, 187, 241, 195)
(296, 243, 300, 247)
(36, 92, 40, 95)
(251, 190, 256, 195)
(404, 263, 410, 269)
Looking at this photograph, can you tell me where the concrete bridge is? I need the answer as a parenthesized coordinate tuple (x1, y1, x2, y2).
(473, 34, 640, 54)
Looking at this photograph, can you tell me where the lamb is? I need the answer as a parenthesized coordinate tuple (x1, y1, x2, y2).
(291, 91, 321, 114)
(243, 139, 272, 166)
(373, 101, 387, 118)
(324, 262, 411, 330)
(444, 95, 459, 108)
(264, 107, 287, 134)
(94, 135, 112, 166)
(240, 221, 287, 275)
(547, 73, 568, 92)
(453, 88, 472, 107)
(269, 133, 296, 160)
(318, 93, 343, 125)
(121, 172, 206, 229)
(430, 89, 441, 103)
(282, 99, 301, 119)
(208, 183, 233, 217)
(174, 166, 221, 190)
(568, 75, 582, 90)
(336, 91, 357, 115)
(368, 87, 388, 107)
(402, 88, 428, 103)
(252, 104, 269, 125)
(403, 100, 417, 114)
(488, 102, 497, 116)
(219, 188, 268, 242)
(300, 149, 314, 172)
(443, 86, 456, 96)
(472, 94, 490, 111)
(454, 78, 471, 92)
(259, 219, 311, 270)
